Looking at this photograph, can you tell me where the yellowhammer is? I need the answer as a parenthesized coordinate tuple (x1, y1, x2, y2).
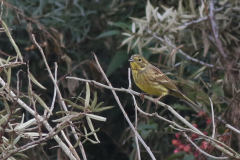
(129, 54, 203, 113)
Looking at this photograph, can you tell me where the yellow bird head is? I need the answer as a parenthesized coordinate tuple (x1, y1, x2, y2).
(128, 54, 149, 71)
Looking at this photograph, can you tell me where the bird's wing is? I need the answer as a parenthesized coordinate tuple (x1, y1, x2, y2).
(148, 64, 180, 93)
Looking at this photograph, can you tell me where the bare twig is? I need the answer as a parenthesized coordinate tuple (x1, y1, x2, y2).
(0, 1, 3, 21)
(225, 124, 240, 134)
(27, 64, 42, 139)
(46, 62, 57, 118)
(183, 132, 228, 159)
(91, 53, 156, 160)
(61, 130, 81, 160)
(2, 130, 54, 160)
(32, 34, 86, 160)
(149, 31, 217, 68)
(0, 62, 25, 68)
(0, 77, 77, 160)
(208, 1, 226, 58)
(66, 76, 240, 159)
(128, 68, 141, 160)
(209, 98, 215, 138)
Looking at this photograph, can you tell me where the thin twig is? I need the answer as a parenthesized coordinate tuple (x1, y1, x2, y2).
(27, 64, 42, 139)
(66, 76, 240, 159)
(183, 132, 228, 160)
(0, 1, 3, 21)
(0, 62, 25, 68)
(128, 68, 141, 160)
(32, 34, 86, 160)
(92, 53, 156, 160)
(61, 130, 81, 160)
(208, 1, 226, 58)
(46, 62, 57, 118)
(225, 124, 240, 134)
(0, 77, 77, 160)
(149, 31, 219, 68)
(209, 98, 215, 138)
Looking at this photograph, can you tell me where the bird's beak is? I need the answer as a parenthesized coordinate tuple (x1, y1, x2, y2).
(128, 57, 134, 62)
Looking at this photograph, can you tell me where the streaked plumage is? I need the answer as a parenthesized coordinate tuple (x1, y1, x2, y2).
(129, 54, 203, 113)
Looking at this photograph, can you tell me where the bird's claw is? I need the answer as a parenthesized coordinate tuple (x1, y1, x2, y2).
(140, 93, 147, 103)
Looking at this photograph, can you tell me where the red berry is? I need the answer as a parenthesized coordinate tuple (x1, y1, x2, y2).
(183, 144, 191, 153)
(178, 144, 185, 150)
(198, 111, 207, 117)
(202, 132, 207, 136)
(172, 139, 180, 146)
(174, 149, 180, 153)
(175, 133, 180, 139)
(192, 124, 198, 128)
(191, 133, 199, 140)
(200, 141, 208, 150)
(194, 152, 199, 157)
(206, 118, 212, 124)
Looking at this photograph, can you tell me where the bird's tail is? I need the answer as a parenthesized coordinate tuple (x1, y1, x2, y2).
(181, 95, 205, 113)
(181, 95, 227, 124)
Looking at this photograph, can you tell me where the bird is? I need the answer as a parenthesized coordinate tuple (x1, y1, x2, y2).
(128, 54, 203, 113)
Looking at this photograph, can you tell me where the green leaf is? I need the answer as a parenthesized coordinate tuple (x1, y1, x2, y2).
(93, 106, 114, 112)
(137, 123, 158, 130)
(141, 130, 150, 139)
(56, 111, 79, 115)
(85, 82, 90, 108)
(29, 72, 46, 90)
(96, 30, 120, 39)
(1, 20, 23, 62)
(111, 22, 130, 30)
(167, 152, 185, 160)
(33, 93, 51, 114)
(62, 99, 85, 111)
(90, 92, 98, 109)
(183, 154, 194, 160)
(95, 102, 104, 109)
(172, 104, 192, 110)
(85, 113, 106, 121)
(106, 51, 128, 76)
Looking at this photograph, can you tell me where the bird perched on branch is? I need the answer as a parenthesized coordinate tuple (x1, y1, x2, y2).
(128, 54, 203, 113)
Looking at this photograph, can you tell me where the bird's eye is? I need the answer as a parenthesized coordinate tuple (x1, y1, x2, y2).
(138, 58, 142, 62)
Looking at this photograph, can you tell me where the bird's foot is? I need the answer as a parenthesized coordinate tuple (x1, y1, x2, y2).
(153, 95, 163, 105)
(139, 93, 148, 103)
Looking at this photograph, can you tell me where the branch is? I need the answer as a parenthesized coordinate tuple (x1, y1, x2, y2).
(183, 132, 228, 159)
(208, 1, 226, 58)
(128, 68, 141, 160)
(91, 53, 156, 160)
(0, 77, 77, 160)
(148, 31, 220, 68)
(32, 34, 87, 160)
(66, 76, 240, 159)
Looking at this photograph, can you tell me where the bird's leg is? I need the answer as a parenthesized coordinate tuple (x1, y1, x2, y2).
(139, 93, 148, 103)
(154, 95, 163, 105)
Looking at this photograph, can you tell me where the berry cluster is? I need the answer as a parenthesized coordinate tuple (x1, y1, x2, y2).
(171, 111, 229, 157)
(172, 126, 209, 156)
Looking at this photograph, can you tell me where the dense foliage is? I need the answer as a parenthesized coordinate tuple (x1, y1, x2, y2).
(1, 0, 240, 160)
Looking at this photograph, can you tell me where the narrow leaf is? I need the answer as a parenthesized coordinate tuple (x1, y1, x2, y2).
(29, 72, 46, 90)
(85, 82, 90, 109)
(33, 93, 51, 114)
(62, 98, 85, 111)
